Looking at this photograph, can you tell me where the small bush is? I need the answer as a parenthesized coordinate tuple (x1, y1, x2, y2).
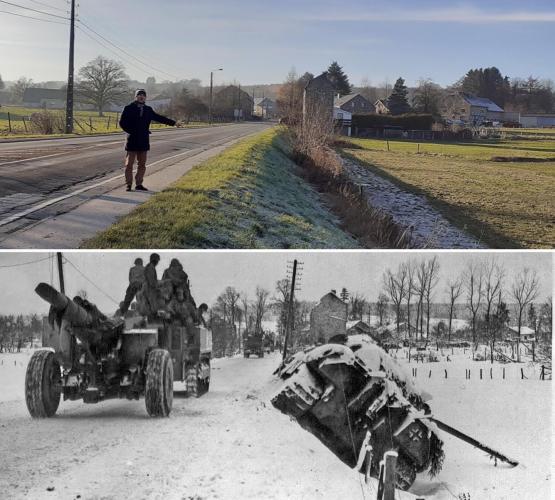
(29, 110, 65, 134)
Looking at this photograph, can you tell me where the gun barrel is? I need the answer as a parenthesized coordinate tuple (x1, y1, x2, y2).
(430, 417, 519, 467)
(35, 282, 93, 327)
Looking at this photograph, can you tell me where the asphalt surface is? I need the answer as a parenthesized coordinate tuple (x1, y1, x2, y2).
(0, 123, 270, 243)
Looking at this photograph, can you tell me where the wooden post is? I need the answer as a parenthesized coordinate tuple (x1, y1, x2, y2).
(490, 367, 493, 379)
(417, 143, 420, 153)
(22, 117, 28, 133)
(428, 369, 431, 378)
(480, 368, 482, 380)
(444, 369, 447, 378)
(503, 367, 505, 379)
(382, 451, 398, 500)
(89, 117, 93, 132)
(8, 112, 12, 133)
(107, 116, 111, 129)
(386, 140, 390, 152)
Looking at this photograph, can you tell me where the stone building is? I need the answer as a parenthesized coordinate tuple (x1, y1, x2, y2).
(303, 72, 335, 131)
(441, 92, 504, 125)
(309, 291, 348, 343)
(213, 85, 253, 121)
(335, 93, 375, 114)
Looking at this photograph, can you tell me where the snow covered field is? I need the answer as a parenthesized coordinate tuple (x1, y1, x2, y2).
(0, 349, 551, 500)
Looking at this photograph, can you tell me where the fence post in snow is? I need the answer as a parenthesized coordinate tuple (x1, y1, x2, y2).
(429, 369, 431, 378)
(503, 367, 505, 380)
(444, 369, 447, 379)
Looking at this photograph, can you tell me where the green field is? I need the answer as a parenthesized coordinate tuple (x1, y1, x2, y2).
(84, 128, 357, 249)
(0, 106, 208, 138)
(340, 136, 555, 248)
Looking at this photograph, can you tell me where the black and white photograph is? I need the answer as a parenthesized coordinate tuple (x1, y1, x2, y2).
(0, 251, 551, 499)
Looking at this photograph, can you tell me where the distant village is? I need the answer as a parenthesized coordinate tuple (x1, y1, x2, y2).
(1, 60, 554, 130)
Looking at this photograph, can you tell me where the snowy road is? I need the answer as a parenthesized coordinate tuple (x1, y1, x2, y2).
(0, 351, 551, 500)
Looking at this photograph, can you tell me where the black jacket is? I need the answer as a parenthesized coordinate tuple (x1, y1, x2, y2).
(119, 102, 176, 151)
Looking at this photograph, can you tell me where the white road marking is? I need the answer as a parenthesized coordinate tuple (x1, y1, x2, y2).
(0, 131, 255, 228)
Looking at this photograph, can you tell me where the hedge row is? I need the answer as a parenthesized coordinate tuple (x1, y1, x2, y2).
(352, 113, 434, 131)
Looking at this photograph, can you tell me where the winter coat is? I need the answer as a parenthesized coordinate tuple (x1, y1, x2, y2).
(119, 101, 176, 151)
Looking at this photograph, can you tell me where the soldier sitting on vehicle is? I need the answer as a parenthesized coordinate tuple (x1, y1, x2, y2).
(119, 258, 145, 315)
(162, 258, 189, 292)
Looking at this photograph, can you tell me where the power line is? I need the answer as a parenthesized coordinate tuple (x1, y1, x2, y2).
(0, 256, 52, 268)
(0, 0, 69, 19)
(25, 0, 67, 13)
(77, 18, 181, 80)
(75, 25, 163, 78)
(64, 257, 119, 305)
(0, 7, 67, 22)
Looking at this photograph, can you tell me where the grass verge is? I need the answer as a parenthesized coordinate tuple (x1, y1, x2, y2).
(83, 128, 358, 249)
(338, 136, 555, 248)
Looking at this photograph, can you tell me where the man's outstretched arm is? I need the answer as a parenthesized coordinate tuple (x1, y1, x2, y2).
(151, 110, 177, 127)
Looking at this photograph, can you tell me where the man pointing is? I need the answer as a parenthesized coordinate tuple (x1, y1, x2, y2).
(119, 89, 179, 191)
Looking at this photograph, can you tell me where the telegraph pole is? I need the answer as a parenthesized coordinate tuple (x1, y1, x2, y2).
(209, 68, 223, 126)
(65, 0, 76, 134)
(282, 259, 302, 362)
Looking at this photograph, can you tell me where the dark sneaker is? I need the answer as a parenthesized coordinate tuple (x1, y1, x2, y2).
(135, 185, 148, 191)
(126, 184, 132, 191)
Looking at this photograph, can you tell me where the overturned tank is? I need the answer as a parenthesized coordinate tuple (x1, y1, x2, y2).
(272, 335, 518, 491)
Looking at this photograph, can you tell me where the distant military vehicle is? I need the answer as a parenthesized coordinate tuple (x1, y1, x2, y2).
(26, 270, 211, 419)
(272, 335, 518, 490)
(244, 333, 264, 358)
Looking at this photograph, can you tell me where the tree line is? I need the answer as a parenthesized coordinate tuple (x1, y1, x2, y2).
(276, 62, 555, 118)
(0, 314, 43, 353)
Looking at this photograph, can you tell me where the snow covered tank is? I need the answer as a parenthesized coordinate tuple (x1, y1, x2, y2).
(271, 335, 445, 490)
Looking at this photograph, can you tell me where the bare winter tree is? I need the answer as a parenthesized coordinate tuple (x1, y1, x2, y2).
(11, 77, 33, 103)
(414, 260, 429, 339)
(424, 257, 440, 341)
(240, 293, 250, 344)
(77, 56, 129, 116)
(274, 278, 291, 339)
(511, 268, 539, 361)
(383, 265, 408, 335)
(254, 287, 270, 336)
(446, 276, 463, 341)
(404, 261, 416, 338)
(465, 259, 484, 349)
(349, 293, 366, 321)
(482, 257, 505, 361)
(376, 293, 389, 326)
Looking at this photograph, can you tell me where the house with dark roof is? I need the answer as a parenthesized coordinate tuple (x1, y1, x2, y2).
(335, 93, 374, 114)
(374, 98, 390, 115)
(253, 97, 276, 119)
(22, 88, 65, 108)
(442, 92, 505, 125)
(213, 85, 253, 120)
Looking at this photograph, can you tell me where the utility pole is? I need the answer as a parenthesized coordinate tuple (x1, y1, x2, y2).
(56, 252, 65, 294)
(65, 0, 76, 134)
(209, 68, 223, 126)
(282, 259, 302, 362)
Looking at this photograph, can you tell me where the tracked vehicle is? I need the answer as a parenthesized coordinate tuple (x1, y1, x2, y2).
(272, 335, 518, 491)
(25, 258, 211, 419)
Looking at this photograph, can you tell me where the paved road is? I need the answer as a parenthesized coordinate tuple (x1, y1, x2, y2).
(0, 123, 269, 244)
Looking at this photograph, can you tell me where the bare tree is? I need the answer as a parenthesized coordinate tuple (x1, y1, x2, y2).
(414, 260, 429, 339)
(376, 293, 388, 326)
(254, 287, 270, 336)
(424, 257, 440, 341)
(10, 77, 33, 103)
(77, 56, 129, 116)
(349, 293, 366, 321)
(383, 265, 408, 335)
(465, 259, 484, 348)
(404, 261, 416, 338)
(511, 268, 539, 361)
(446, 276, 463, 341)
(482, 257, 505, 361)
(412, 78, 444, 115)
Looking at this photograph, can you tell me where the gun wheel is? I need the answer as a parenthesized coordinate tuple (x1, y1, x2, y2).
(25, 350, 61, 418)
(145, 349, 173, 417)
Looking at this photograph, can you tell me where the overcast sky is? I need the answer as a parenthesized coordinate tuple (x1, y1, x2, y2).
(1, 0, 554, 86)
(0, 251, 551, 315)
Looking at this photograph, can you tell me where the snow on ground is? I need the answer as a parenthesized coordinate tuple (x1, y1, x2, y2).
(0, 349, 551, 499)
(343, 159, 485, 248)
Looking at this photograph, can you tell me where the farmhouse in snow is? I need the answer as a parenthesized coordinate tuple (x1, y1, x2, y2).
(309, 291, 348, 344)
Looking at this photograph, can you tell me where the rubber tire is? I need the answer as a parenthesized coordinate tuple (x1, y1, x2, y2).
(145, 349, 173, 417)
(25, 350, 61, 418)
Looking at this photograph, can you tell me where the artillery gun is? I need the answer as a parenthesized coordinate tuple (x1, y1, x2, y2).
(25, 269, 211, 419)
(272, 335, 518, 491)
